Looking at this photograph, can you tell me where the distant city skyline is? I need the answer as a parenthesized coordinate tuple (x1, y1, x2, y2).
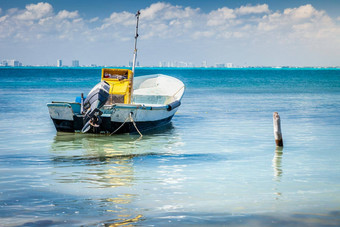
(0, 1, 339, 67)
(1, 58, 339, 68)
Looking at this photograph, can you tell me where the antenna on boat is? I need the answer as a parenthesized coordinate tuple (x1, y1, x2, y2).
(132, 10, 140, 75)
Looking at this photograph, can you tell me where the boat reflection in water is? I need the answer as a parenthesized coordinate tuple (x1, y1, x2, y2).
(49, 123, 182, 226)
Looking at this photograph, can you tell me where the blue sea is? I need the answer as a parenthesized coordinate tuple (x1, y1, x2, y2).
(0, 67, 339, 226)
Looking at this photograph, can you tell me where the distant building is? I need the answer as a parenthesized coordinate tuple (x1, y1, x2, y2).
(1, 60, 8, 66)
(159, 61, 167, 67)
(178, 62, 188, 67)
(72, 60, 79, 67)
(7, 60, 22, 67)
(159, 61, 194, 68)
(226, 63, 233, 68)
(129, 61, 140, 67)
(202, 61, 207, 68)
(57, 59, 62, 67)
(215, 63, 225, 68)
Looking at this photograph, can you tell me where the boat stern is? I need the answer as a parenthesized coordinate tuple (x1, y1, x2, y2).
(47, 102, 83, 132)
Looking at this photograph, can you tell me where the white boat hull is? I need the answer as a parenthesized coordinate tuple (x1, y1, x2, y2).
(47, 74, 184, 134)
(47, 103, 179, 133)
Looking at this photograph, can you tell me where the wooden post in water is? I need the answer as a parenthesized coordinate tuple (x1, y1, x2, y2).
(273, 112, 283, 147)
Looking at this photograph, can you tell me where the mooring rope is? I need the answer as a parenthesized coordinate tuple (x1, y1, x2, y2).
(129, 112, 143, 137)
(109, 112, 143, 137)
(109, 115, 130, 136)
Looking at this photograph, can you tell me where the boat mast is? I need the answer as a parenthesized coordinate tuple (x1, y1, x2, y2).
(132, 10, 140, 75)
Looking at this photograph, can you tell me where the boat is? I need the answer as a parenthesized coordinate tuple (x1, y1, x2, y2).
(47, 11, 185, 135)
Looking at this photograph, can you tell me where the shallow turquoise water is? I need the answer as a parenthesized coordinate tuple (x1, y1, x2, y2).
(0, 68, 339, 226)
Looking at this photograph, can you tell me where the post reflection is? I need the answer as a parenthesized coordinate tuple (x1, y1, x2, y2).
(272, 147, 283, 181)
(272, 147, 283, 199)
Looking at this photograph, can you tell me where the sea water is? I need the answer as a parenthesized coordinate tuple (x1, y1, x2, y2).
(0, 67, 339, 226)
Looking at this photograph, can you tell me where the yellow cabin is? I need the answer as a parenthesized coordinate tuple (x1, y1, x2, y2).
(101, 68, 133, 104)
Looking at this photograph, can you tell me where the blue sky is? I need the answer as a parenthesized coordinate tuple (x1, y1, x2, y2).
(0, 0, 339, 66)
(2, 0, 340, 17)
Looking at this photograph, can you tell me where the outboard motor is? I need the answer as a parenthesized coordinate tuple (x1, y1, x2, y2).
(81, 81, 110, 133)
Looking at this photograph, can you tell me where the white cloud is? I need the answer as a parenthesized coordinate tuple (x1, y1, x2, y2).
(283, 4, 319, 20)
(89, 17, 99, 23)
(104, 11, 134, 26)
(236, 4, 270, 15)
(139, 2, 199, 21)
(0, 2, 87, 42)
(56, 10, 79, 20)
(16, 2, 53, 20)
(207, 7, 235, 26)
(256, 4, 339, 42)
(141, 2, 168, 20)
(0, 15, 7, 23)
(193, 31, 214, 39)
(136, 2, 201, 39)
